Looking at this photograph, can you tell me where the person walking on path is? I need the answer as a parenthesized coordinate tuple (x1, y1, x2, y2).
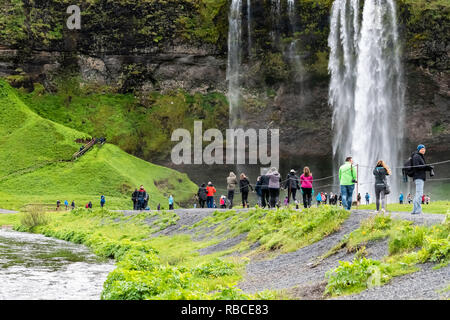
(407, 193, 412, 204)
(373, 160, 391, 213)
(365, 192, 370, 205)
(339, 156, 358, 211)
(300, 167, 313, 208)
(168, 195, 174, 210)
(411, 144, 433, 215)
(399, 193, 404, 204)
(255, 176, 263, 207)
(100, 195, 106, 208)
(226, 172, 238, 209)
(64, 200, 69, 210)
(239, 173, 253, 208)
(132, 189, 138, 210)
(266, 167, 281, 208)
(71, 201, 75, 210)
(56, 200, 61, 211)
(206, 182, 216, 208)
(197, 183, 207, 208)
(284, 169, 300, 204)
(260, 172, 270, 208)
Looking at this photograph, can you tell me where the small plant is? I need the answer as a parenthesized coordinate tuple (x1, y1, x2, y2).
(325, 258, 389, 296)
(20, 205, 49, 230)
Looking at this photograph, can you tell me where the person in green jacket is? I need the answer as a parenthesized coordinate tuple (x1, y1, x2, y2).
(339, 156, 358, 210)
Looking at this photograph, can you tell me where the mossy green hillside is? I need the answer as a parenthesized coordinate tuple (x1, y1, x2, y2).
(16, 83, 229, 162)
(0, 79, 198, 210)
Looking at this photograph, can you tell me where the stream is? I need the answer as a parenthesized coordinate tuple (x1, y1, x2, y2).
(0, 229, 115, 300)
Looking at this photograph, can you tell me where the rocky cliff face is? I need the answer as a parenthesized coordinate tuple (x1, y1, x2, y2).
(0, 0, 448, 163)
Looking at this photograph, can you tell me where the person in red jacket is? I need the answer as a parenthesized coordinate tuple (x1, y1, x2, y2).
(206, 182, 216, 208)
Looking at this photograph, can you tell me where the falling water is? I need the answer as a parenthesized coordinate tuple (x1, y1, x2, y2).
(286, 0, 304, 82)
(227, 0, 243, 128)
(247, 0, 252, 56)
(329, 0, 404, 199)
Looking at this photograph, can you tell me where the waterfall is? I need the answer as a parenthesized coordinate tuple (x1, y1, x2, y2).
(286, 0, 304, 82)
(271, 0, 281, 46)
(329, 0, 405, 199)
(247, 0, 252, 56)
(227, 0, 243, 129)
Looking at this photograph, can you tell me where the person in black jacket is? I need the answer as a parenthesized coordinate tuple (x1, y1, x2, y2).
(131, 188, 138, 210)
(373, 160, 391, 213)
(255, 176, 263, 207)
(411, 145, 433, 215)
(284, 169, 300, 204)
(197, 183, 207, 208)
(239, 173, 253, 208)
(259, 173, 270, 209)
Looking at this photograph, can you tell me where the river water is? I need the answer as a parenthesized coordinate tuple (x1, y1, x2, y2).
(0, 229, 115, 300)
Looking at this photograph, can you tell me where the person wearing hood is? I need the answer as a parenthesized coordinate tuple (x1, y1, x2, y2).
(267, 167, 281, 208)
(411, 144, 434, 215)
(227, 172, 238, 209)
(284, 169, 300, 204)
(197, 183, 207, 208)
(240, 173, 254, 208)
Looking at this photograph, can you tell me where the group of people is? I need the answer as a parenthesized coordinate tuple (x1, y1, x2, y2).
(131, 186, 150, 210)
(195, 167, 318, 210)
(193, 143, 434, 216)
(56, 195, 106, 211)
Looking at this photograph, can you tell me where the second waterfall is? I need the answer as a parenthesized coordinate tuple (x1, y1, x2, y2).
(328, 0, 405, 198)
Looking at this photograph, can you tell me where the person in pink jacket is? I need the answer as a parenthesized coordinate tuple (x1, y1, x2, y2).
(300, 167, 313, 208)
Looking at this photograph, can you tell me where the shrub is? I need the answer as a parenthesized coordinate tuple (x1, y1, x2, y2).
(19, 205, 49, 230)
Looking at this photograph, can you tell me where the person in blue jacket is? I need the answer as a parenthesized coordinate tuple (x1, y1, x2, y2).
(399, 193, 404, 204)
(169, 195, 174, 210)
(316, 193, 322, 206)
(100, 195, 106, 208)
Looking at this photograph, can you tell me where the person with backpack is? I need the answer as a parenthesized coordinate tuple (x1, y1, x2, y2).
(226, 172, 238, 209)
(100, 195, 106, 208)
(411, 145, 434, 215)
(206, 182, 216, 208)
(373, 160, 391, 213)
(365, 192, 370, 205)
(137, 185, 147, 210)
(266, 167, 281, 208)
(132, 188, 138, 210)
(300, 167, 313, 209)
(339, 156, 358, 211)
(240, 173, 253, 208)
(168, 195, 174, 210)
(197, 183, 207, 208)
(284, 169, 300, 204)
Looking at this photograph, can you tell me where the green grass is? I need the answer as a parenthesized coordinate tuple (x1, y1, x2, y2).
(358, 201, 450, 214)
(0, 79, 198, 210)
(324, 213, 450, 297)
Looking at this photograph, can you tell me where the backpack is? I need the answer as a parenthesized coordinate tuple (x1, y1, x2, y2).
(402, 152, 415, 179)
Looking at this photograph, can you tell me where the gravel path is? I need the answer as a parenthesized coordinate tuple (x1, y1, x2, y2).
(237, 210, 447, 299)
(0, 209, 18, 214)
